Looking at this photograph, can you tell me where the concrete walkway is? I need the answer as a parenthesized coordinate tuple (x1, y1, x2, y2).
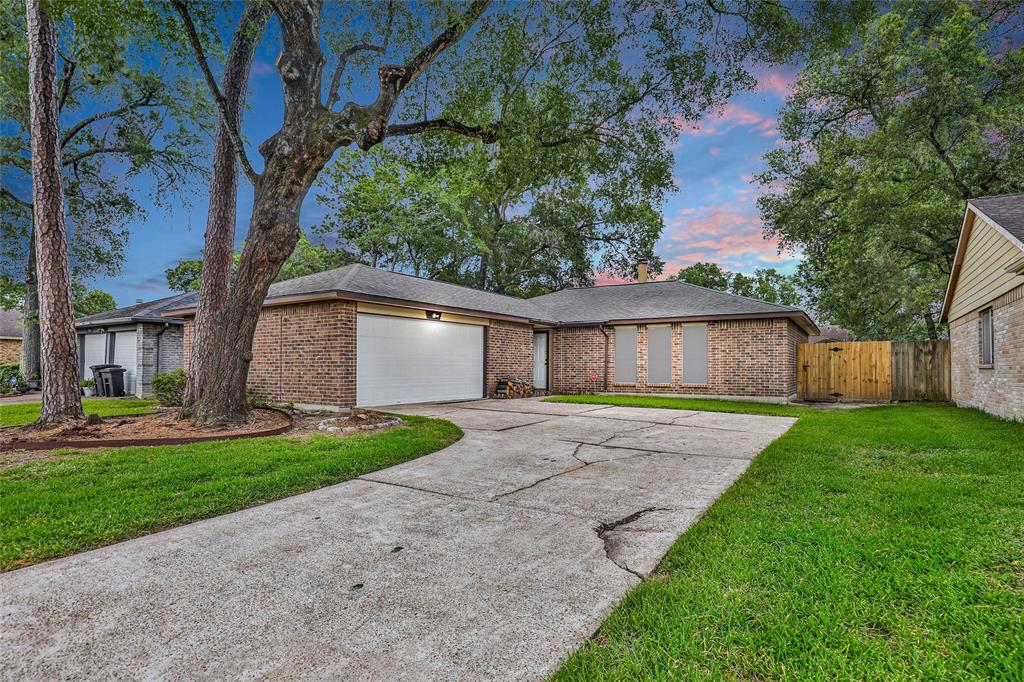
(0, 398, 796, 681)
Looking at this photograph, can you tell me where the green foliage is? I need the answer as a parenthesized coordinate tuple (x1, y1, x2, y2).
(0, 362, 21, 394)
(80, 377, 96, 389)
(673, 262, 802, 305)
(246, 390, 271, 408)
(151, 369, 186, 407)
(552, 399, 1024, 679)
(758, 0, 1024, 339)
(0, 0, 211, 288)
(72, 285, 117, 318)
(0, 415, 462, 569)
(165, 233, 356, 292)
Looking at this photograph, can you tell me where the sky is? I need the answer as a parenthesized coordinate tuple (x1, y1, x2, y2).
(80, 30, 801, 306)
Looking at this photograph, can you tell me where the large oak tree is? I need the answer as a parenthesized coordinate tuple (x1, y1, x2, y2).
(174, 0, 854, 425)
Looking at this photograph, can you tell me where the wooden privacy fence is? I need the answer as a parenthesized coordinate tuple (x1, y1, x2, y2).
(797, 340, 950, 403)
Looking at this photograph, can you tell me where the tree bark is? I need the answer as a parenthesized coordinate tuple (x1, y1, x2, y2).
(26, 0, 82, 424)
(180, 4, 270, 414)
(20, 226, 41, 379)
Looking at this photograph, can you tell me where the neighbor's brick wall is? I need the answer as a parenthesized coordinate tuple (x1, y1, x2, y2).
(137, 323, 184, 397)
(551, 318, 805, 399)
(949, 283, 1024, 421)
(485, 320, 534, 396)
(183, 300, 357, 407)
(0, 338, 20, 363)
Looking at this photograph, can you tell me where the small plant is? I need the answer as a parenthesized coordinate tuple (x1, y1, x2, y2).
(247, 390, 272, 408)
(80, 378, 96, 389)
(152, 368, 187, 406)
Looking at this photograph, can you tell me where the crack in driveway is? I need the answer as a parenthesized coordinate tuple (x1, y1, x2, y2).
(595, 508, 670, 581)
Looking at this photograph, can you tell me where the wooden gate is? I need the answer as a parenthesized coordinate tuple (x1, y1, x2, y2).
(798, 341, 892, 402)
(797, 340, 951, 402)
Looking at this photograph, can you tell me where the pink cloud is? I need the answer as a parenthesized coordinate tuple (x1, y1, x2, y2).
(754, 68, 796, 98)
(708, 147, 721, 157)
(672, 103, 777, 138)
(595, 273, 628, 286)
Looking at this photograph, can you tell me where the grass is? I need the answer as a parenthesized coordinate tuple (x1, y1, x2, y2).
(551, 397, 1024, 680)
(1, 398, 158, 427)
(0, 415, 461, 570)
(544, 393, 809, 417)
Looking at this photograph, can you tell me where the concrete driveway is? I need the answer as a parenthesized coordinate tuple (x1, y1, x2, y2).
(0, 398, 796, 681)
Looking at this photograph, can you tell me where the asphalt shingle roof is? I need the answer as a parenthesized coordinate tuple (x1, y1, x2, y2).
(0, 309, 22, 338)
(160, 263, 816, 330)
(77, 292, 195, 327)
(971, 193, 1024, 245)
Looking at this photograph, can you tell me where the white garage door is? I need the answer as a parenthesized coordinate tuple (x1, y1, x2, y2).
(113, 331, 137, 395)
(357, 313, 484, 407)
(82, 333, 107, 379)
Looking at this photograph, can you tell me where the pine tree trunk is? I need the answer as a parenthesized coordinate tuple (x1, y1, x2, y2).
(181, 4, 270, 414)
(20, 227, 41, 380)
(26, 0, 82, 424)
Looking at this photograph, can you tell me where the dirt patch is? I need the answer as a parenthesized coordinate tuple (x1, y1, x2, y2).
(0, 408, 291, 452)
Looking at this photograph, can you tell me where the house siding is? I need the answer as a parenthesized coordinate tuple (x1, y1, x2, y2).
(485, 320, 534, 396)
(949, 283, 1024, 421)
(551, 318, 805, 399)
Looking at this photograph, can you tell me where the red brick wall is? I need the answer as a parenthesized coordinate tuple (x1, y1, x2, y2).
(949, 283, 1024, 421)
(485, 320, 534, 396)
(551, 318, 805, 399)
(551, 326, 609, 393)
(184, 300, 357, 407)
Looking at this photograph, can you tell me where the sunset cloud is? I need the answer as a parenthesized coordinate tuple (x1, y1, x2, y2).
(754, 68, 796, 98)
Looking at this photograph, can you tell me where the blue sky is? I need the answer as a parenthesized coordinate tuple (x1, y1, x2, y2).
(90, 44, 801, 305)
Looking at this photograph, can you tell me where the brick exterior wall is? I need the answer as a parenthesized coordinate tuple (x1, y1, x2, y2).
(551, 318, 806, 399)
(485, 320, 534, 396)
(184, 300, 357, 407)
(0, 338, 20, 363)
(949, 283, 1024, 421)
(136, 323, 184, 398)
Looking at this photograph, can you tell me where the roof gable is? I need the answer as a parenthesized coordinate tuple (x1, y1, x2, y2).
(941, 194, 1024, 322)
(0, 309, 22, 338)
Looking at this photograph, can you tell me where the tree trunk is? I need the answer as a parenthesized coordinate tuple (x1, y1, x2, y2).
(20, 226, 41, 379)
(181, 4, 270, 414)
(26, 0, 82, 424)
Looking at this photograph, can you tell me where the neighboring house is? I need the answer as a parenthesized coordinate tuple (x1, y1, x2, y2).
(808, 325, 853, 344)
(0, 309, 22, 363)
(941, 193, 1024, 421)
(165, 264, 818, 408)
(76, 294, 190, 397)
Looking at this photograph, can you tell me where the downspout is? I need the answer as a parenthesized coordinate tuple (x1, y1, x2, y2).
(599, 324, 610, 392)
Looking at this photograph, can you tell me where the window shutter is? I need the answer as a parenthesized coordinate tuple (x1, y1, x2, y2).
(614, 326, 637, 383)
(682, 324, 708, 384)
(647, 325, 672, 384)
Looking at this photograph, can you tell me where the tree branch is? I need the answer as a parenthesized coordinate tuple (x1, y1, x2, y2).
(170, 0, 261, 185)
(387, 118, 500, 143)
(325, 2, 395, 110)
(1, 186, 32, 209)
(350, 0, 491, 149)
(59, 91, 156, 148)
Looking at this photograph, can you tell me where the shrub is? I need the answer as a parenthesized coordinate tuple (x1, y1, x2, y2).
(152, 369, 186, 406)
(247, 390, 272, 408)
(80, 377, 96, 389)
(1, 363, 23, 394)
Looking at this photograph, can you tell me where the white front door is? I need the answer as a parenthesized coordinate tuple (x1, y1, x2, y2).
(533, 332, 548, 390)
(356, 313, 484, 406)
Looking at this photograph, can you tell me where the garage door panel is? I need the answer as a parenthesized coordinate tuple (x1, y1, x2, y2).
(357, 314, 483, 406)
(82, 334, 107, 379)
(113, 331, 137, 395)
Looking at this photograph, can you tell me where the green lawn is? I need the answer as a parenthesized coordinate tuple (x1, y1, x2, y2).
(552, 397, 1023, 680)
(544, 393, 809, 417)
(0, 416, 461, 570)
(1, 398, 158, 427)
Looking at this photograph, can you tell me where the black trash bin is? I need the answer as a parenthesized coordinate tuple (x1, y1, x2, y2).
(89, 364, 120, 397)
(96, 366, 127, 398)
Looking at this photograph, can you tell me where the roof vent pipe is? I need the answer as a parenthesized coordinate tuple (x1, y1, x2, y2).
(636, 259, 649, 283)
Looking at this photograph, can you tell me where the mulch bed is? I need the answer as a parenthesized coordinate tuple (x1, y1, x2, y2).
(0, 408, 405, 468)
(0, 408, 292, 453)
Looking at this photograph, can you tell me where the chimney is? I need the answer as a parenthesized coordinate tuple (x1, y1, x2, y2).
(636, 259, 649, 283)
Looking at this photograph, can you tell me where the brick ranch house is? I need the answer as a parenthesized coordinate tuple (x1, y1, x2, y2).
(941, 193, 1024, 421)
(164, 264, 818, 408)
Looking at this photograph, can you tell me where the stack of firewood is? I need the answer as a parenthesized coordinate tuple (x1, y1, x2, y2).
(495, 377, 533, 399)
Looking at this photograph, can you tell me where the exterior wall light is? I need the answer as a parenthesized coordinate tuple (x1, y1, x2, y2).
(426, 311, 442, 320)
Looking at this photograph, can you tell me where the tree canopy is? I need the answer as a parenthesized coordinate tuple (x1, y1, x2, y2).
(758, 0, 1024, 339)
(672, 261, 802, 305)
